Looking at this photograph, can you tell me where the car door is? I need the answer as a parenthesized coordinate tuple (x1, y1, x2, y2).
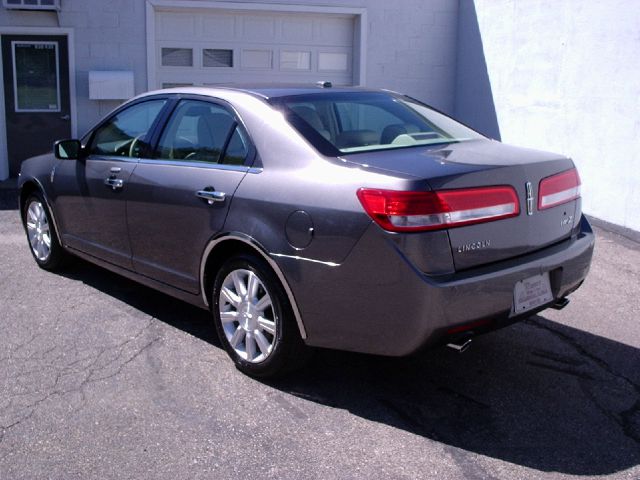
(53, 98, 168, 268)
(126, 98, 254, 293)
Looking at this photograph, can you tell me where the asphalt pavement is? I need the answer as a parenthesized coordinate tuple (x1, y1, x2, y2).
(0, 197, 639, 479)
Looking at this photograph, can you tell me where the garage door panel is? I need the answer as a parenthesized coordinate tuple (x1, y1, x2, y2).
(242, 16, 277, 42)
(313, 17, 354, 46)
(281, 18, 314, 43)
(157, 13, 197, 40)
(155, 10, 355, 87)
(201, 15, 236, 40)
(240, 49, 273, 70)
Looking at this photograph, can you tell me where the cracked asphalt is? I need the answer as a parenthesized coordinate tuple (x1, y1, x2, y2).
(0, 202, 639, 479)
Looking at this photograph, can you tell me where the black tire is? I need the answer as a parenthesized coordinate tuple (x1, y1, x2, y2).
(22, 192, 68, 271)
(212, 253, 310, 378)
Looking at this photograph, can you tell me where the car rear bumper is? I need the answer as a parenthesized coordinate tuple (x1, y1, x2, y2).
(277, 215, 595, 356)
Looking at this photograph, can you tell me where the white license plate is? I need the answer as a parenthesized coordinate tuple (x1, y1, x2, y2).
(511, 272, 553, 316)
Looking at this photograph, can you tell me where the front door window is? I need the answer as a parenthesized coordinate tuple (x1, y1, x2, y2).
(88, 99, 167, 158)
(12, 41, 60, 112)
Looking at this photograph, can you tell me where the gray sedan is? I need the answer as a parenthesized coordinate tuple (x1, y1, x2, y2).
(18, 85, 594, 377)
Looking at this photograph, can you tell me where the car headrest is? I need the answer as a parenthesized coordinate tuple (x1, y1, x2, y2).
(335, 130, 379, 149)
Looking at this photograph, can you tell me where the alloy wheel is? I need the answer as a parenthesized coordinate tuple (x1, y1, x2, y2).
(218, 268, 278, 363)
(25, 200, 51, 262)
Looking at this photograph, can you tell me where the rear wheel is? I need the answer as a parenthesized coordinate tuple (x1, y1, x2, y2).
(23, 192, 67, 270)
(212, 253, 309, 378)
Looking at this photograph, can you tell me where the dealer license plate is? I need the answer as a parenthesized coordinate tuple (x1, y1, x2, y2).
(511, 272, 553, 316)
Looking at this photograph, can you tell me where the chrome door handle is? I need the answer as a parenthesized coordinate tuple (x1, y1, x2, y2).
(60, 114, 70, 121)
(195, 190, 226, 204)
(104, 178, 124, 190)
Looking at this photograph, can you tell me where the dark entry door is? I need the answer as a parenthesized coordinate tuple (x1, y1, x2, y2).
(2, 35, 71, 177)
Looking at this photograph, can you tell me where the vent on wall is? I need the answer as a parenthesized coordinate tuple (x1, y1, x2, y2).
(3, 0, 60, 10)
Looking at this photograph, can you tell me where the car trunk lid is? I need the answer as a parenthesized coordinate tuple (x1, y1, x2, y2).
(346, 139, 580, 270)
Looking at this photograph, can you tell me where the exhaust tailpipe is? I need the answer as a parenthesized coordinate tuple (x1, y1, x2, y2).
(446, 335, 473, 353)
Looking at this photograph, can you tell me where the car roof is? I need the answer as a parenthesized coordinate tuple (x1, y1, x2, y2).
(145, 84, 395, 100)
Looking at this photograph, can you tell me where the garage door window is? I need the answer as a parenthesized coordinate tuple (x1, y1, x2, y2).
(203, 49, 233, 68)
(162, 48, 193, 67)
(280, 51, 311, 71)
(241, 49, 272, 69)
(318, 52, 348, 72)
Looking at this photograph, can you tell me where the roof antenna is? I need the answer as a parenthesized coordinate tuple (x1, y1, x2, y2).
(316, 81, 332, 88)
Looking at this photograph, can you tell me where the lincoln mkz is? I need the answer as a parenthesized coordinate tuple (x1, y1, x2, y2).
(18, 85, 594, 377)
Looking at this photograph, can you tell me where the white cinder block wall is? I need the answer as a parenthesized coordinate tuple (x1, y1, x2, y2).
(457, 0, 640, 232)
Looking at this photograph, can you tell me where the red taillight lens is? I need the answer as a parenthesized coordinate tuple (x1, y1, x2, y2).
(356, 186, 520, 232)
(538, 168, 581, 210)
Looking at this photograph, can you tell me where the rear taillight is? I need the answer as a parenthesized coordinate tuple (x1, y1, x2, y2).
(538, 168, 581, 210)
(356, 186, 519, 232)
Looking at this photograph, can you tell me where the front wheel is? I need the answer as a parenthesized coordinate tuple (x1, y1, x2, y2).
(212, 253, 310, 378)
(22, 192, 68, 271)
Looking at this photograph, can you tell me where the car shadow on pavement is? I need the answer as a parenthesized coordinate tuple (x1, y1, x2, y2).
(59, 259, 639, 476)
(0, 190, 19, 210)
(58, 258, 219, 347)
(273, 320, 640, 476)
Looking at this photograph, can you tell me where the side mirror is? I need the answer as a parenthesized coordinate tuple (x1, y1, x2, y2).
(54, 139, 82, 160)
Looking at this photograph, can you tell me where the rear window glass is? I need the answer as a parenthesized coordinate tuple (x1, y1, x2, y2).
(271, 92, 484, 155)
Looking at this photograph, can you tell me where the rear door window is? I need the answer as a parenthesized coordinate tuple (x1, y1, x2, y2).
(156, 100, 241, 164)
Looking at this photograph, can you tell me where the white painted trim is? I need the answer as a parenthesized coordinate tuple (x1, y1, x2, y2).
(146, 1, 157, 93)
(148, 0, 366, 16)
(355, 10, 367, 86)
(145, 0, 368, 90)
(0, 27, 76, 180)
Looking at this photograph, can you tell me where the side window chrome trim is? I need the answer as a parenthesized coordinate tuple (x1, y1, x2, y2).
(85, 155, 140, 163)
(137, 158, 250, 172)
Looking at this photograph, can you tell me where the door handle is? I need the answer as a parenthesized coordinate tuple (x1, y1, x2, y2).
(60, 114, 70, 121)
(104, 178, 124, 190)
(195, 189, 226, 204)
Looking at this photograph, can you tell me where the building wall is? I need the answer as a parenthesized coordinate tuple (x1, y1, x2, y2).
(457, 0, 640, 231)
(0, 0, 458, 140)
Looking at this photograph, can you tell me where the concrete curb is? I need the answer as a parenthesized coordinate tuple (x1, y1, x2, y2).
(587, 215, 640, 246)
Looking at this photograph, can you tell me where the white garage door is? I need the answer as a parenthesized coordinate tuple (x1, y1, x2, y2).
(154, 10, 355, 88)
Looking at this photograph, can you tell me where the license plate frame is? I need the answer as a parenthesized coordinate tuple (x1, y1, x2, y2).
(511, 272, 553, 317)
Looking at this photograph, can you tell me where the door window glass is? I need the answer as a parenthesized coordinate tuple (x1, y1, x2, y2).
(12, 41, 60, 112)
(157, 100, 237, 164)
(221, 127, 249, 165)
(89, 100, 166, 157)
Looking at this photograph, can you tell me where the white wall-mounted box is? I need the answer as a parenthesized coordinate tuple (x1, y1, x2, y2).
(3, 0, 60, 10)
(88, 71, 135, 100)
